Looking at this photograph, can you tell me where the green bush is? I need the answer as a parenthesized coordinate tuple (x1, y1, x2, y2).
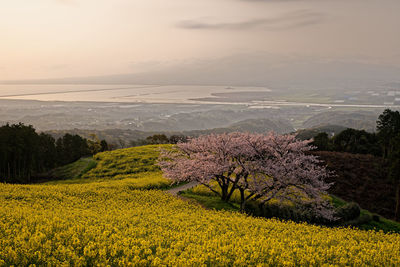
(245, 201, 328, 224)
(336, 202, 361, 222)
(344, 214, 372, 226)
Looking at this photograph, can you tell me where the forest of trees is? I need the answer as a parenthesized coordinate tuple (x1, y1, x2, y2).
(312, 109, 400, 157)
(0, 123, 108, 184)
(130, 134, 188, 146)
(312, 109, 400, 220)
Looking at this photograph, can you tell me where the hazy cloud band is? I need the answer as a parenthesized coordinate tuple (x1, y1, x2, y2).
(177, 10, 325, 31)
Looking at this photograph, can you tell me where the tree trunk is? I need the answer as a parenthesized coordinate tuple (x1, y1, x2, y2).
(221, 184, 229, 202)
(7, 163, 10, 181)
(395, 183, 400, 222)
(239, 188, 246, 212)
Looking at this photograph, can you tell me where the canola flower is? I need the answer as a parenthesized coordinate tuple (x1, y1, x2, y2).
(1, 180, 400, 266)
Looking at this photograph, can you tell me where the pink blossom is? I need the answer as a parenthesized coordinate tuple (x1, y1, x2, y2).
(158, 132, 334, 220)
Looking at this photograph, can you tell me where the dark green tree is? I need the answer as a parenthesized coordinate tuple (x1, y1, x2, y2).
(312, 127, 383, 156)
(87, 133, 102, 155)
(0, 123, 57, 183)
(376, 109, 400, 221)
(56, 134, 90, 165)
(146, 134, 169, 144)
(100, 139, 109, 152)
(312, 132, 331, 151)
(388, 134, 400, 221)
(169, 135, 188, 144)
(377, 109, 400, 158)
(37, 133, 57, 171)
(332, 128, 380, 156)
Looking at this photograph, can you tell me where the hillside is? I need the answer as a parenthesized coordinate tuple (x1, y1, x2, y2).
(36, 157, 97, 182)
(295, 125, 347, 140)
(313, 151, 396, 219)
(1, 145, 400, 265)
(302, 111, 379, 132)
(46, 145, 172, 190)
(183, 118, 294, 136)
(45, 146, 399, 220)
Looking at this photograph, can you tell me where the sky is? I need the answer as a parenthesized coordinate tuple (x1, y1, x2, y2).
(1, 0, 400, 80)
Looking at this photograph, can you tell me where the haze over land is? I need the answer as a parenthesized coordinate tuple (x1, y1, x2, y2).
(1, 0, 399, 140)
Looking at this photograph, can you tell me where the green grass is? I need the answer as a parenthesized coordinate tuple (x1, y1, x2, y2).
(331, 196, 400, 233)
(179, 191, 240, 212)
(81, 144, 171, 180)
(360, 215, 400, 233)
(44, 157, 97, 181)
(46, 145, 173, 189)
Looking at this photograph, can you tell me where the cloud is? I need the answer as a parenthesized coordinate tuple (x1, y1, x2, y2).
(177, 10, 325, 31)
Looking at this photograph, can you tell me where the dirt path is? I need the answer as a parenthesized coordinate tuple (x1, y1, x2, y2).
(166, 181, 199, 195)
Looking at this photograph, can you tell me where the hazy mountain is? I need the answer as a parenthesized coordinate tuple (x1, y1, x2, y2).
(183, 118, 294, 136)
(47, 118, 294, 147)
(302, 111, 380, 132)
(3, 54, 400, 93)
(295, 125, 348, 140)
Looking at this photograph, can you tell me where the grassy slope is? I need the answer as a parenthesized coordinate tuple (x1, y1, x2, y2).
(44, 157, 97, 181)
(315, 151, 396, 219)
(46, 145, 173, 189)
(331, 196, 400, 233)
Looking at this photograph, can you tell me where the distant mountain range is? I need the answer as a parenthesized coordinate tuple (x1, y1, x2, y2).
(46, 118, 294, 147)
(302, 111, 379, 132)
(3, 53, 400, 93)
(295, 125, 348, 140)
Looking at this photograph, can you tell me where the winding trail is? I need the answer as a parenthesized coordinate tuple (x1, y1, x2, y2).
(166, 181, 199, 195)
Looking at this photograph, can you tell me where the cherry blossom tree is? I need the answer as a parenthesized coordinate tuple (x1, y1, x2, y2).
(158, 132, 334, 220)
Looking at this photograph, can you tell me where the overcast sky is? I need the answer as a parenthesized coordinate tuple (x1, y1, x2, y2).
(1, 0, 400, 80)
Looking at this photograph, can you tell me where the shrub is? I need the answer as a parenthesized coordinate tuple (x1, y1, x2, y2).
(245, 200, 329, 224)
(336, 202, 361, 222)
(344, 214, 373, 227)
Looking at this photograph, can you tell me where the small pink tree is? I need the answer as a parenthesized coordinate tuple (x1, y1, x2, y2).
(158, 132, 334, 220)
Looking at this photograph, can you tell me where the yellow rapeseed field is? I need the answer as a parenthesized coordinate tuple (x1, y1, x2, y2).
(1, 145, 400, 266)
(1, 181, 400, 266)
